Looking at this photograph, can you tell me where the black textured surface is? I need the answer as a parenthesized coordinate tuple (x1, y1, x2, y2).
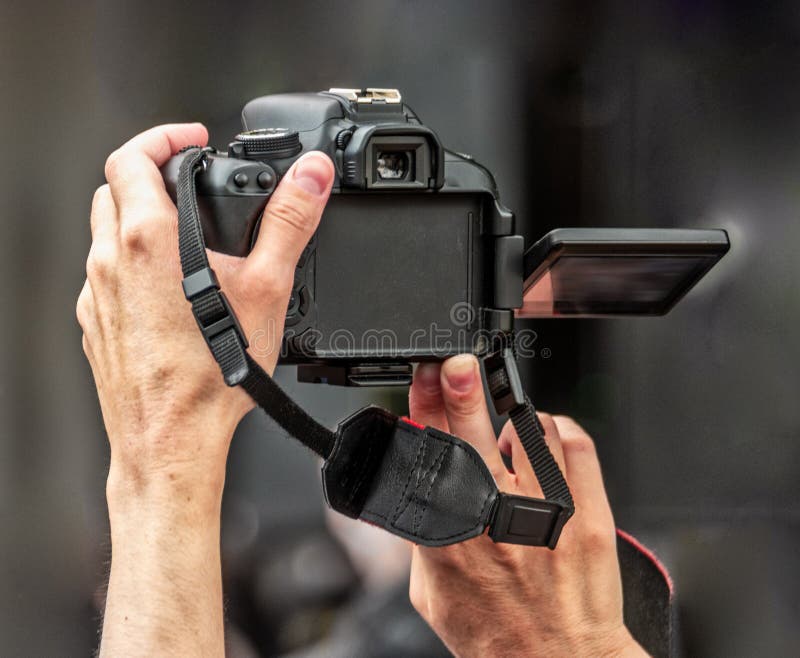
(358, 421, 497, 546)
(324, 408, 498, 546)
(241, 354, 337, 460)
(618, 531, 674, 658)
(322, 406, 397, 518)
(235, 129, 301, 158)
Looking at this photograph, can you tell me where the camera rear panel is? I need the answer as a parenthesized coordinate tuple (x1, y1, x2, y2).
(283, 192, 490, 362)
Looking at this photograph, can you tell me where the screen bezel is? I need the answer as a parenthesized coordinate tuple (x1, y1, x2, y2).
(519, 228, 730, 317)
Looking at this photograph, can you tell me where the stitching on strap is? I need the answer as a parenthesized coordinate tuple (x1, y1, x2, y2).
(414, 442, 448, 534)
(394, 437, 436, 526)
(390, 431, 426, 524)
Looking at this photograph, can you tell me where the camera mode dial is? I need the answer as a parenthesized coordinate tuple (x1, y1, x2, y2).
(229, 128, 302, 160)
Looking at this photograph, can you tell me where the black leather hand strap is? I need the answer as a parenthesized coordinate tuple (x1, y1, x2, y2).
(174, 147, 574, 548)
(322, 406, 571, 547)
(323, 406, 496, 545)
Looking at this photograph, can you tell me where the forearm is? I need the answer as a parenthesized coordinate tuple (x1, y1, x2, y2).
(100, 454, 227, 657)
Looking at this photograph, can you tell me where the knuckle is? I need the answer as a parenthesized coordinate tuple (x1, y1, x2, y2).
(409, 401, 443, 423)
(553, 413, 589, 436)
(447, 390, 483, 417)
(266, 196, 316, 237)
(499, 418, 517, 439)
(75, 289, 91, 329)
(81, 334, 92, 359)
(425, 601, 443, 628)
(415, 603, 432, 626)
(104, 149, 123, 181)
(560, 429, 596, 457)
(86, 242, 116, 280)
(119, 213, 152, 251)
(91, 184, 111, 213)
(408, 582, 426, 616)
(489, 539, 520, 567)
(537, 411, 558, 438)
(426, 544, 464, 570)
(410, 387, 444, 415)
(85, 257, 103, 282)
(583, 523, 617, 555)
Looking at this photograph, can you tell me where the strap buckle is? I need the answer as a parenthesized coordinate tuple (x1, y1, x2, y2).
(489, 493, 571, 549)
(484, 347, 525, 415)
(182, 266, 249, 350)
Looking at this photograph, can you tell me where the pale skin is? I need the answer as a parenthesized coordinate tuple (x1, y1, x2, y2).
(78, 123, 647, 657)
(408, 358, 647, 657)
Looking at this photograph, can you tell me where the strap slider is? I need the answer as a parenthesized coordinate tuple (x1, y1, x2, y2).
(484, 347, 525, 415)
(182, 267, 220, 301)
(489, 493, 571, 549)
(198, 291, 249, 349)
(182, 267, 249, 350)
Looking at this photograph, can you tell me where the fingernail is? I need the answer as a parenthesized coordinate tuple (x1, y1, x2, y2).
(443, 354, 476, 393)
(415, 363, 441, 393)
(292, 152, 333, 196)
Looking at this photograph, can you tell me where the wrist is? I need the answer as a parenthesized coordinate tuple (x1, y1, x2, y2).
(106, 400, 238, 494)
(106, 452, 227, 517)
(514, 624, 646, 658)
(577, 625, 648, 658)
(616, 630, 649, 657)
(106, 428, 233, 519)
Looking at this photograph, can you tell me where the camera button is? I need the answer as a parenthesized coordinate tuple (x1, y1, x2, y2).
(257, 170, 275, 189)
(233, 172, 249, 187)
(285, 286, 311, 328)
(297, 286, 311, 314)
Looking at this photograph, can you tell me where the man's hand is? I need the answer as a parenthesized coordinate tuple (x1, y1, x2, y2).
(408, 355, 647, 658)
(78, 123, 334, 492)
(77, 123, 334, 656)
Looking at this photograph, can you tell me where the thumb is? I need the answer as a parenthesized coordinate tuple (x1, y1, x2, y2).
(212, 151, 333, 374)
(244, 151, 334, 283)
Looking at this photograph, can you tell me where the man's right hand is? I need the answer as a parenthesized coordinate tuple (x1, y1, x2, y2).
(78, 124, 335, 492)
(77, 123, 335, 657)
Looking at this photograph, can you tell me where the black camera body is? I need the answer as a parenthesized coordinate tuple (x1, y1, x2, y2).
(163, 88, 522, 385)
(162, 88, 729, 386)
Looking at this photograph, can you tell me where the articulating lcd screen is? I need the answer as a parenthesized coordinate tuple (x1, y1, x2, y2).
(519, 254, 721, 316)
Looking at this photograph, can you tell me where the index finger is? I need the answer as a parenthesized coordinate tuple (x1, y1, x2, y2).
(105, 123, 208, 212)
(116, 122, 209, 168)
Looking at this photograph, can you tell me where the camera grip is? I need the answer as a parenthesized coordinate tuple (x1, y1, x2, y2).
(161, 151, 277, 257)
(194, 193, 267, 257)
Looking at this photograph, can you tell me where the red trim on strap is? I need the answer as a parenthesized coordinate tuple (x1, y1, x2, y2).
(400, 416, 426, 430)
(616, 528, 674, 596)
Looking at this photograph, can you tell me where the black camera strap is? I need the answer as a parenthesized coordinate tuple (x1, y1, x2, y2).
(176, 147, 574, 548)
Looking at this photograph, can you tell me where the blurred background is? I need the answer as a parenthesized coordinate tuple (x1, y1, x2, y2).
(1, 0, 798, 655)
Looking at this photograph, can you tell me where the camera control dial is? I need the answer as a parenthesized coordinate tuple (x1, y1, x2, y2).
(229, 128, 302, 160)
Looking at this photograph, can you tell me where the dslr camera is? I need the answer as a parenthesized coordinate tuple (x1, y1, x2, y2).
(162, 88, 729, 386)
